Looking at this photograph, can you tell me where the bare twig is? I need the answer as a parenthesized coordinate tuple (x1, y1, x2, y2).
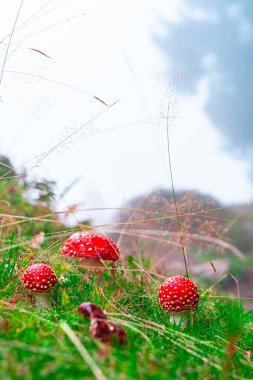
(0, 0, 24, 90)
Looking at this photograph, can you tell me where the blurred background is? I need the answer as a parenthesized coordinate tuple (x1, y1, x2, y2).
(0, 0, 253, 306)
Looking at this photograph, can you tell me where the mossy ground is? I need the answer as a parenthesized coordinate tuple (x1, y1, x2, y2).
(0, 241, 252, 380)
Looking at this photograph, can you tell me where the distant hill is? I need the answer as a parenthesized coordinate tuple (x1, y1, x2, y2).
(111, 189, 253, 308)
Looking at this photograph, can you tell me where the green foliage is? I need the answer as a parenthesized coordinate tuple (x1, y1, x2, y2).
(0, 159, 252, 379)
(0, 235, 19, 294)
(0, 247, 252, 380)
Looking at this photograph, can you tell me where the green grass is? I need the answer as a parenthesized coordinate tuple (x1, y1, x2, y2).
(0, 241, 252, 380)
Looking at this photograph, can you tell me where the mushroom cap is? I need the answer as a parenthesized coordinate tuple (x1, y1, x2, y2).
(61, 232, 120, 261)
(22, 263, 57, 293)
(78, 302, 107, 320)
(90, 319, 127, 345)
(158, 275, 199, 313)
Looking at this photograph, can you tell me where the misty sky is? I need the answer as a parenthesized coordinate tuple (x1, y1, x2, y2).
(0, 0, 252, 224)
(156, 0, 253, 168)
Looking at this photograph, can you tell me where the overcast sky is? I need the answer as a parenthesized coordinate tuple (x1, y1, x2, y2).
(0, 0, 252, 223)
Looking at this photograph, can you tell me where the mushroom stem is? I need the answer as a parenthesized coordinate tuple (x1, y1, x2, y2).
(33, 293, 51, 308)
(170, 313, 187, 328)
(78, 258, 106, 273)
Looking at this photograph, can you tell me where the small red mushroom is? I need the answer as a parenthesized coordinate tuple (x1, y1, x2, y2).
(78, 302, 107, 320)
(78, 302, 126, 345)
(61, 232, 120, 271)
(158, 275, 199, 326)
(90, 319, 126, 345)
(22, 263, 57, 308)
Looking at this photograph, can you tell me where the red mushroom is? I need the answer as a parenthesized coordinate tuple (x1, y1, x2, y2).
(90, 319, 127, 345)
(78, 302, 126, 345)
(22, 263, 57, 308)
(78, 302, 107, 320)
(61, 232, 120, 271)
(158, 275, 199, 326)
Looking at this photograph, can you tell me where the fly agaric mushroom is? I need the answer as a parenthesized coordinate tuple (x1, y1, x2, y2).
(158, 275, 199, 326)
(61, 232, 120, 270)
(89, 319, 127, 345)
(78, 302, 107, 320)
(78, 302, 126, 345)
(22, 263, 57, 308)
